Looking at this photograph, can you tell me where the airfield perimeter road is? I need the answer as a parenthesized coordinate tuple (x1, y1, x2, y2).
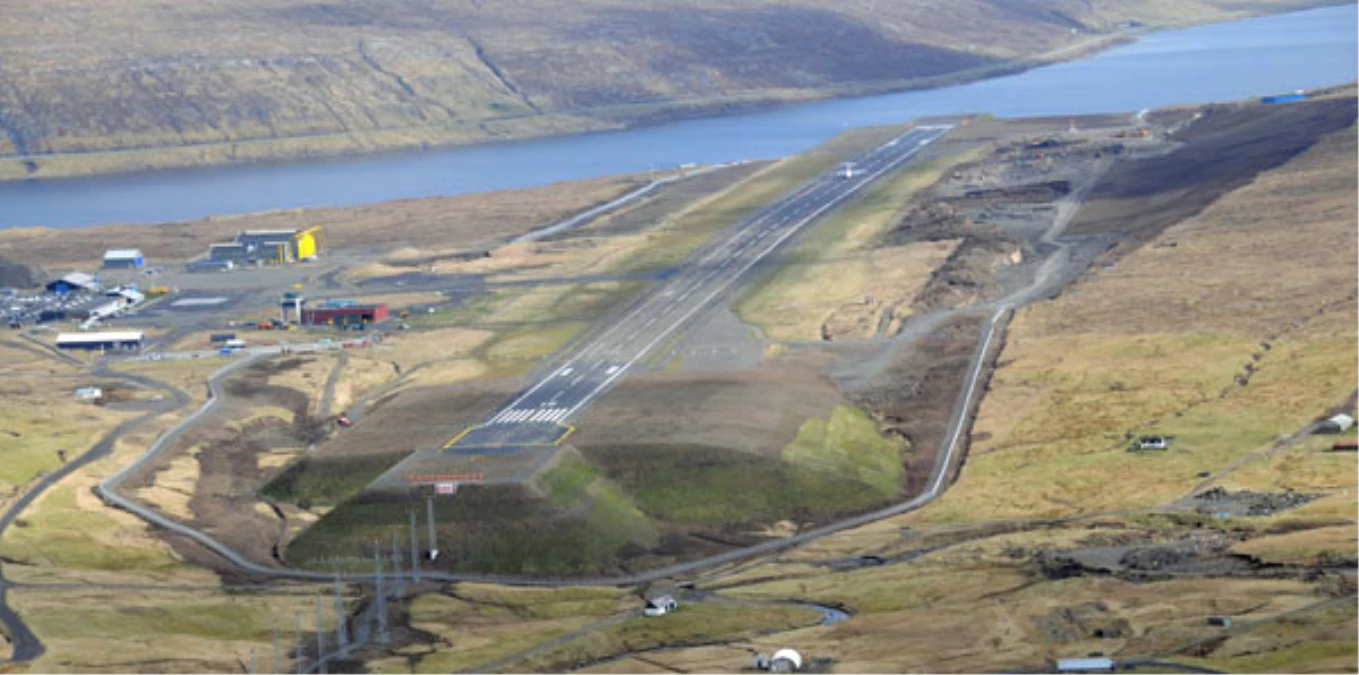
(446, 124, 953, 450)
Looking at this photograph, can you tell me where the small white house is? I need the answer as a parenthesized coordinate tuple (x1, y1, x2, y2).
(1316, 413, 1355, 434)
(643, 595, 677, 617)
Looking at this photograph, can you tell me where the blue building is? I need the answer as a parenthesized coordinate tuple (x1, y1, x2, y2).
(46, 272, 99, 295)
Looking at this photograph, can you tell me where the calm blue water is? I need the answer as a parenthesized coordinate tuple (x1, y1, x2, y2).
(1, 4, 1354, 229)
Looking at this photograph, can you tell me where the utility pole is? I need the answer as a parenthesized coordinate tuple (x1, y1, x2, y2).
(333, 574, 348, 648)
(426, 495, 439, 563)
(409, 510, 420, 583)
(273, 627, 281, 675)
(374, 545, 389, 645)
(294, 611, 304, 675)
(391, 529, 405, 597)
(315, 595, 327, 675)
(249, 648, 257, 675)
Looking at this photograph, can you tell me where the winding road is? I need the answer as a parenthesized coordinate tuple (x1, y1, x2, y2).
(0, 363, 191, 662)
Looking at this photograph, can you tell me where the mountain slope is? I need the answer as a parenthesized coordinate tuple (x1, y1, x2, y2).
(0, 0, 1334, 178)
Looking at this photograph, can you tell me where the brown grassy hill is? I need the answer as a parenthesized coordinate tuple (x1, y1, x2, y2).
(0, 0, 1334, 178)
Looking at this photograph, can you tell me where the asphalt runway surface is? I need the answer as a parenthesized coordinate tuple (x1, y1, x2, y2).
(446, 124, 952, 451)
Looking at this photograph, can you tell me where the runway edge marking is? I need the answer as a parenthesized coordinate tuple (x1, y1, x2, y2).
(443, 425, 477, 449)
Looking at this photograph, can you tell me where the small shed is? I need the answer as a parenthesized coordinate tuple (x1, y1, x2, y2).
(643, 595, 677, 617)
(1315, 414, 1355, 434)
(103, 249, 145, 270)
(73, 386, 103, 401)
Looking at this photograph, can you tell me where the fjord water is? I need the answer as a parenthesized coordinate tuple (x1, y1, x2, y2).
(1, 4, 1355, 229)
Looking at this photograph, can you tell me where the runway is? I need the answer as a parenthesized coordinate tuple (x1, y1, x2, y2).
(446, 123, 953, 451)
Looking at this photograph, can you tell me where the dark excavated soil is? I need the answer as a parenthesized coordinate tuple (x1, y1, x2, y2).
(1068, 97, 1358, 246)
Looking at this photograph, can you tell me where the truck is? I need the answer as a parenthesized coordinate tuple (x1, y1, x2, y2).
(224, 338, 248, 350)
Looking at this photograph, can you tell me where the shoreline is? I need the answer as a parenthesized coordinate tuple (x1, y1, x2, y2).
(0, 0, 1350, 238)
(0, 6, 1292, 184)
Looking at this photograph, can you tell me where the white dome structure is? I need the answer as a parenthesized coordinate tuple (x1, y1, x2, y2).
(770, 649, 803, 672)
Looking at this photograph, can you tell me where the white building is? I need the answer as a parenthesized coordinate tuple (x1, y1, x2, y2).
(103, 249, 145, 269)
(56, 331, 144, 351)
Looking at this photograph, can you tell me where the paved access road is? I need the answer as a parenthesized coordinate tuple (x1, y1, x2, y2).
(451, 124, 952, 449)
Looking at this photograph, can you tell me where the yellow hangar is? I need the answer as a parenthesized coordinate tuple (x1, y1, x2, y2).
(204, 226, 324, 266)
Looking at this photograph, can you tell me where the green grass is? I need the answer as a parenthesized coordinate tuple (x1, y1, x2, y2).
(24, 597, 286, 641)
(725, 562, 1030, 614)
(480, 323, 587, 366)
(735, 147, 980, 335)
(609, 126, 908, 275)
(447, 584, 626, 619)
(503, 601, 822, 673)
(259, 452, 408, 508)
(585, 444, 897, 526)
(409, 292, 500, 327)
(782, 405, 904, 497)
(536, 452, 661, 556)
(414, 282, 644, 330)
(0, 484, 185, 573)
(286, 454, 658, 576)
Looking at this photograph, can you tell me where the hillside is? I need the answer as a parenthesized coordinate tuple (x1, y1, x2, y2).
(0, 0, 1334, 179)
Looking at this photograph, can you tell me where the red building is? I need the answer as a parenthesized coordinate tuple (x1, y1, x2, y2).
(301, 303, 389, 327)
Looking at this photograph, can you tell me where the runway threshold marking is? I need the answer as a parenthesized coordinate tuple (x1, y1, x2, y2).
(443, 425, 477, 449)
(555, 423, 576, 446)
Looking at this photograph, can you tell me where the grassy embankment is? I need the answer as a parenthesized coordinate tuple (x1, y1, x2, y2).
(282, 399, 906, 574)
(585, 405, 903, 527)
(736, 145, 986, 341)
(280, 450, 657, 575)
